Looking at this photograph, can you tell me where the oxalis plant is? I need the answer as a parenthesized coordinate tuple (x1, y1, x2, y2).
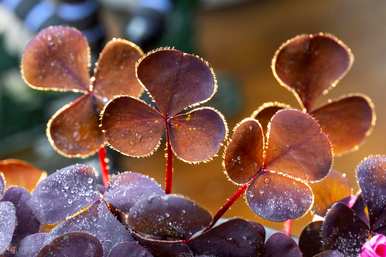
(0, 26, 383, 257)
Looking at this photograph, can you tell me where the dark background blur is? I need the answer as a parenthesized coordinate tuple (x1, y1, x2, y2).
(0, 0, 385, 234)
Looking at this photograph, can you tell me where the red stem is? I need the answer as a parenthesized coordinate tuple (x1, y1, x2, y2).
(283, 219, 292, 236)
(98, 147, 109, 187)
(164, 118, 174, 194)
(206, 182, 249, 230)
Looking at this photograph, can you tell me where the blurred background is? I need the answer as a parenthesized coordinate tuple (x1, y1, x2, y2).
(0, 0, 385, 235)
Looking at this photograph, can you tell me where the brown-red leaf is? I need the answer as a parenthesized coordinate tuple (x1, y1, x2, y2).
(265, 109, 332, 182)
(93, 39, 144, 100)
(272, 34, 353, 111)
(311, 95, 375, 155)
(47, 94, 104, 158)
(101, 96, 164, 157)
(136, 49, 216, 116)
(22, 26, 90, 92)
(169, 107, 227, 163)
(223, 118, 264, 184)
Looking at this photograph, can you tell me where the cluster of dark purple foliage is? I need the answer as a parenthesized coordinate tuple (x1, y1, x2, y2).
(0, 26, 384, 257)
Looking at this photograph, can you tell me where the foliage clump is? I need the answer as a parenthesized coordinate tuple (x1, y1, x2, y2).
(0, 27, 383, 257)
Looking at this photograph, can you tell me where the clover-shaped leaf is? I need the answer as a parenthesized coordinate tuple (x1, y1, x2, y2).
(224, 109, 332, 221)
(37, 232, 103, 257)
(251, 102, 290, 134)
(311, 95, 375, 155)
(104, 172, 164, 213)
(50, 200, 133, 256)
(21, 26, 144, 157)
(310, 170, 352, 216)
(127, 194, 212, 240)
(101, 49, 227, 163)
(16, 233, 48, 257)
(28, 164, 100, 224)
(0, 159, 46, 192)
(271, 34, 375, 156)
(0, 201, 16, 254)
(272, 33, 353, 111)
(2, 187, 40, 244)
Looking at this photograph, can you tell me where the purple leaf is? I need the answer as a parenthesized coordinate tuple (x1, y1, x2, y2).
(246, 172, 313, 222)
(321, 203, 369, 256)
(188, 218, 265, 257)
(37, 232, 103, 257)
(356, 155, 386, 231)
(50, 200, 132, 256)
(2, 187, 40, 244)
(107, 241, 153, 257)
(298, 221, 323, 257)
(133, 233, 193, 257)
(29, 164, 100, 224)
(16, 233, 48, 257)
(0, 201, 16, 254)
(0, 172, 4, 199)
(263, 233, 302, 257)
(104, 172, 164, 213)
(128, 194, 211, 240)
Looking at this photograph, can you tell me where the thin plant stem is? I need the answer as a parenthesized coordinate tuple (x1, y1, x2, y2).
(205, 182, 250, 231)
(164, 118, 174, 194)
(98, 147, 109, 187)
(283, 219, 292, 236)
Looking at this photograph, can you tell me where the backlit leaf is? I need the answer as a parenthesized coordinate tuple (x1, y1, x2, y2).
(251, 102, 290, 134)
(246, 172, 313, 222)
(104, 172, 164, 213)
(312, 95, 375, 155)
(136, 49, 216, 116)
(102, 96, 164, 157)
(265, 109, 332, 182)
(311, 170, 352, 216)
(93, 39, 143, 100)
(223, 119, 264, 184)
(21, 26, 90, 92)
(29, 164, 99, 224)
(37, 232, 103, 257)
(128, 194, 211, 240)
(0, 159, 46, 192)
(169, 107, 227, 163)
(47, 94, 104, 158)
(272, 33, 353, 110)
